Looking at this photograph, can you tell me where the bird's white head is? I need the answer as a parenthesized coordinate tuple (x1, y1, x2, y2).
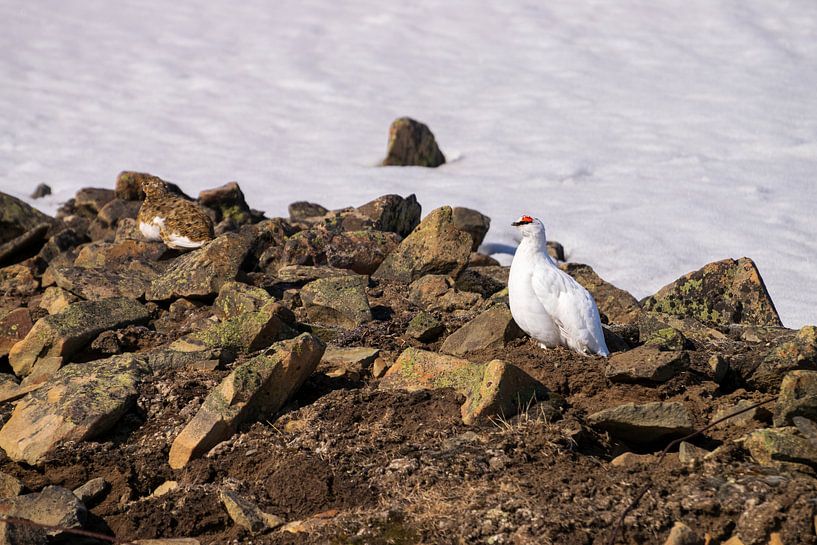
(512, 215, 546, 240)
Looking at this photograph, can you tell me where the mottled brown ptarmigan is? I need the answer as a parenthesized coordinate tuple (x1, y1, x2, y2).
(137, 177, 215, 250)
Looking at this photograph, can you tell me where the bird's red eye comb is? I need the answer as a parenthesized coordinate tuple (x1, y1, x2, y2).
(512, 215, 534, 226)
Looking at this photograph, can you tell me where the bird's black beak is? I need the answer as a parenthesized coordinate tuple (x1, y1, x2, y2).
(511, 221, 523, 226)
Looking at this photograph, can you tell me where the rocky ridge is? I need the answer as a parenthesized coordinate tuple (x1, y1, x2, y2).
(0, 172, 813, 545)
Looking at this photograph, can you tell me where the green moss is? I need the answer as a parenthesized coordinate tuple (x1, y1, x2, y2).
(679, 277, 702, 295)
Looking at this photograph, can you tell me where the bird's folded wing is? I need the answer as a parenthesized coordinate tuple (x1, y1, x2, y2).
(531, 268, 598, 345)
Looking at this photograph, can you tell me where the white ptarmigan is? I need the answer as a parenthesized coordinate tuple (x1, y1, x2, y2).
(508, 215, 609, 357)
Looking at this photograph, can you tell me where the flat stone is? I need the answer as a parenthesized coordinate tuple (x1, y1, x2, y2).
(325, 230, 401, 275)
(440, 305, 524, 356)
(8, 297, 149, 378)
(0, 486, 86, 536)
(274, 265, 356, 284)
(170, 302, 297, 354)
(610, 452, 656, 467)
(151, 481, 178, 498)
(38, 287, 80, 315)
(381, 117, 445, 167)
(146, 233, 251, 301)
(73, 239, 165, 268)
(605, 346, 690, 383)
(642, 257, 781, 327)
(213, 281, 273, 320)
(587, 402, 695, 444)
(373, 206, 472, 283)
(220, 489, 284, 534)
(51, 265, 156, 300)
(300, 275, 372, 329)
(381, 348, 551, 425)
(0, 473, 23, 498)
(406, 311, 444, 343)
(168, 334, 324, 469)
(408, 275, 480, 312)
(454, 268, 506, 298)
(712, 399, 771, 427)
(745, 427, 817, 473)
(775, 370, 817, 427)
(0, 355, 148, 465)
(0, 309, 32, 358)
(132, 540, 201, 545)
(72, 477, 109, 505)
(662, 521, 703, 545)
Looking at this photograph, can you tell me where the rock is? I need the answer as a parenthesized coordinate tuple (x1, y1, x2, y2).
(408, 275, 481, 312)
(0, 486, 85, 538)
(712, 399, 772, 427)
(560, 263, 641, 324)
(454, 268, 506, 297)
(115, 171, 191, 201)
(259, 226, 328, 272)
(151, 481, 178, 498)
(678, 442, 709, 466)
(288, 201, 328, 222)
(468, 253, 500, 267)
(0, 309, 33, 358)
(587, 402, 695, 444)
(0, 355, 147, 465)
(708, 355, 730, 384)
(71, 188, 116, 218)
(30, 184, 51, 199)
(170, 301, 297, 354)
(0, 473, 23, 498)
(406, 311, 444, 343)
(747, 326, 817, 391)
(51, 265, 156, 300)
(88, 199, 141, 241)
(441, 305, 524, 356)
(146, 233, 251, 301)
(744, 427, 817, 473)
(300, 275, 372, 329)
(38, 287, 80, 315)
(220, 489, 284, 534)
(322, 346, 380, 369)
(0, 192, 55, 245)
(168, 334, 324, 468)
(381, 117, 445, 167)
(373, 206, 472, 283)
(142, 347, 226, 372)
(381, 348, 551, 425)
(72, 477, 109, 505)
(213, 281, 273, 320)
(642, 257, 781, 327)
(610, 452, 656, 467)
(326, 230, 401, 275)
(0, 224, 50, 266)
(0, 264, 38, 296)
(605, 346, 690, 383)
(274, 265, 356, 284)
(662, 521, 703, 545)
(132, 540, 201, 545)
(774, 371, 817, 427)
(8, 298, 150, 378)
(198, 182, 252, 225)
(372, 357, 390, 378)
(547, 241, 566, 262)
(74, 239, 166, 268)
(334, 194, 422, 237)
(452, 207, 490, 251)
(643, 326, 687, 351)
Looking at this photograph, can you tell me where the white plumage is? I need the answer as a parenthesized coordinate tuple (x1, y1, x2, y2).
(508, 215, 609, 357)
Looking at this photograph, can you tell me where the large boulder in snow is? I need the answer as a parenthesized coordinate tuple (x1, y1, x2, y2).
(381, 117, 446, 168)
(642, 257, 781, 328)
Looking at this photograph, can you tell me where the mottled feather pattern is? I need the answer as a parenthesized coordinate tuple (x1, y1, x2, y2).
(137, 178, 214, 249)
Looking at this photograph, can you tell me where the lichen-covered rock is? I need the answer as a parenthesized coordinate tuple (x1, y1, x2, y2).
(88, 199, 141, 241)
(288, 201, 328, 222)
(38, 287, 80, 315)
(70, 188, 116, 219)
(643, 326, 687, 351)
(0, 355, 148, 465)
(605, 346, 690, 383)
(0, 309, 32, 358)
(0, 223, 50, 265)
(774, 371, 817, 427)
(587, 402, 694, 443)
(733, 325, 817, 391)
(381, 117, 446, 168)
(168, 334, 324, 468)
(440, 305, 524, 356)
(170, 301, 296, 354)
(406, 311, 444, 343)
(374, 207, 472, 283)
(454, 267, 507, 297)
(198, 182, 253, 225)
(0, 192, 55, 245)
(408, 275, 481, 312)
(642, 257, 781, 327)
(0, 485, 86, 540)
(51, 265, 156, 300)
(744, 427, 817, 473)
(0, 264, 39, 296)
(220, 489, 284, 534)
(326, 230, 401, 275)
(8, 297, 150, 377)
(73, 239, 166, 268)
(381, 348, 551, 425)
(347, 194, 422, 238)
(146, 233, 251, 301)
(452, 207, 490, 251)
(300, 275, 372, 329)
(213, 281, 274, 320)
(115, 171, 191, 201)
(274, 265, 356, 284)
(560, 263, 641, 324)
